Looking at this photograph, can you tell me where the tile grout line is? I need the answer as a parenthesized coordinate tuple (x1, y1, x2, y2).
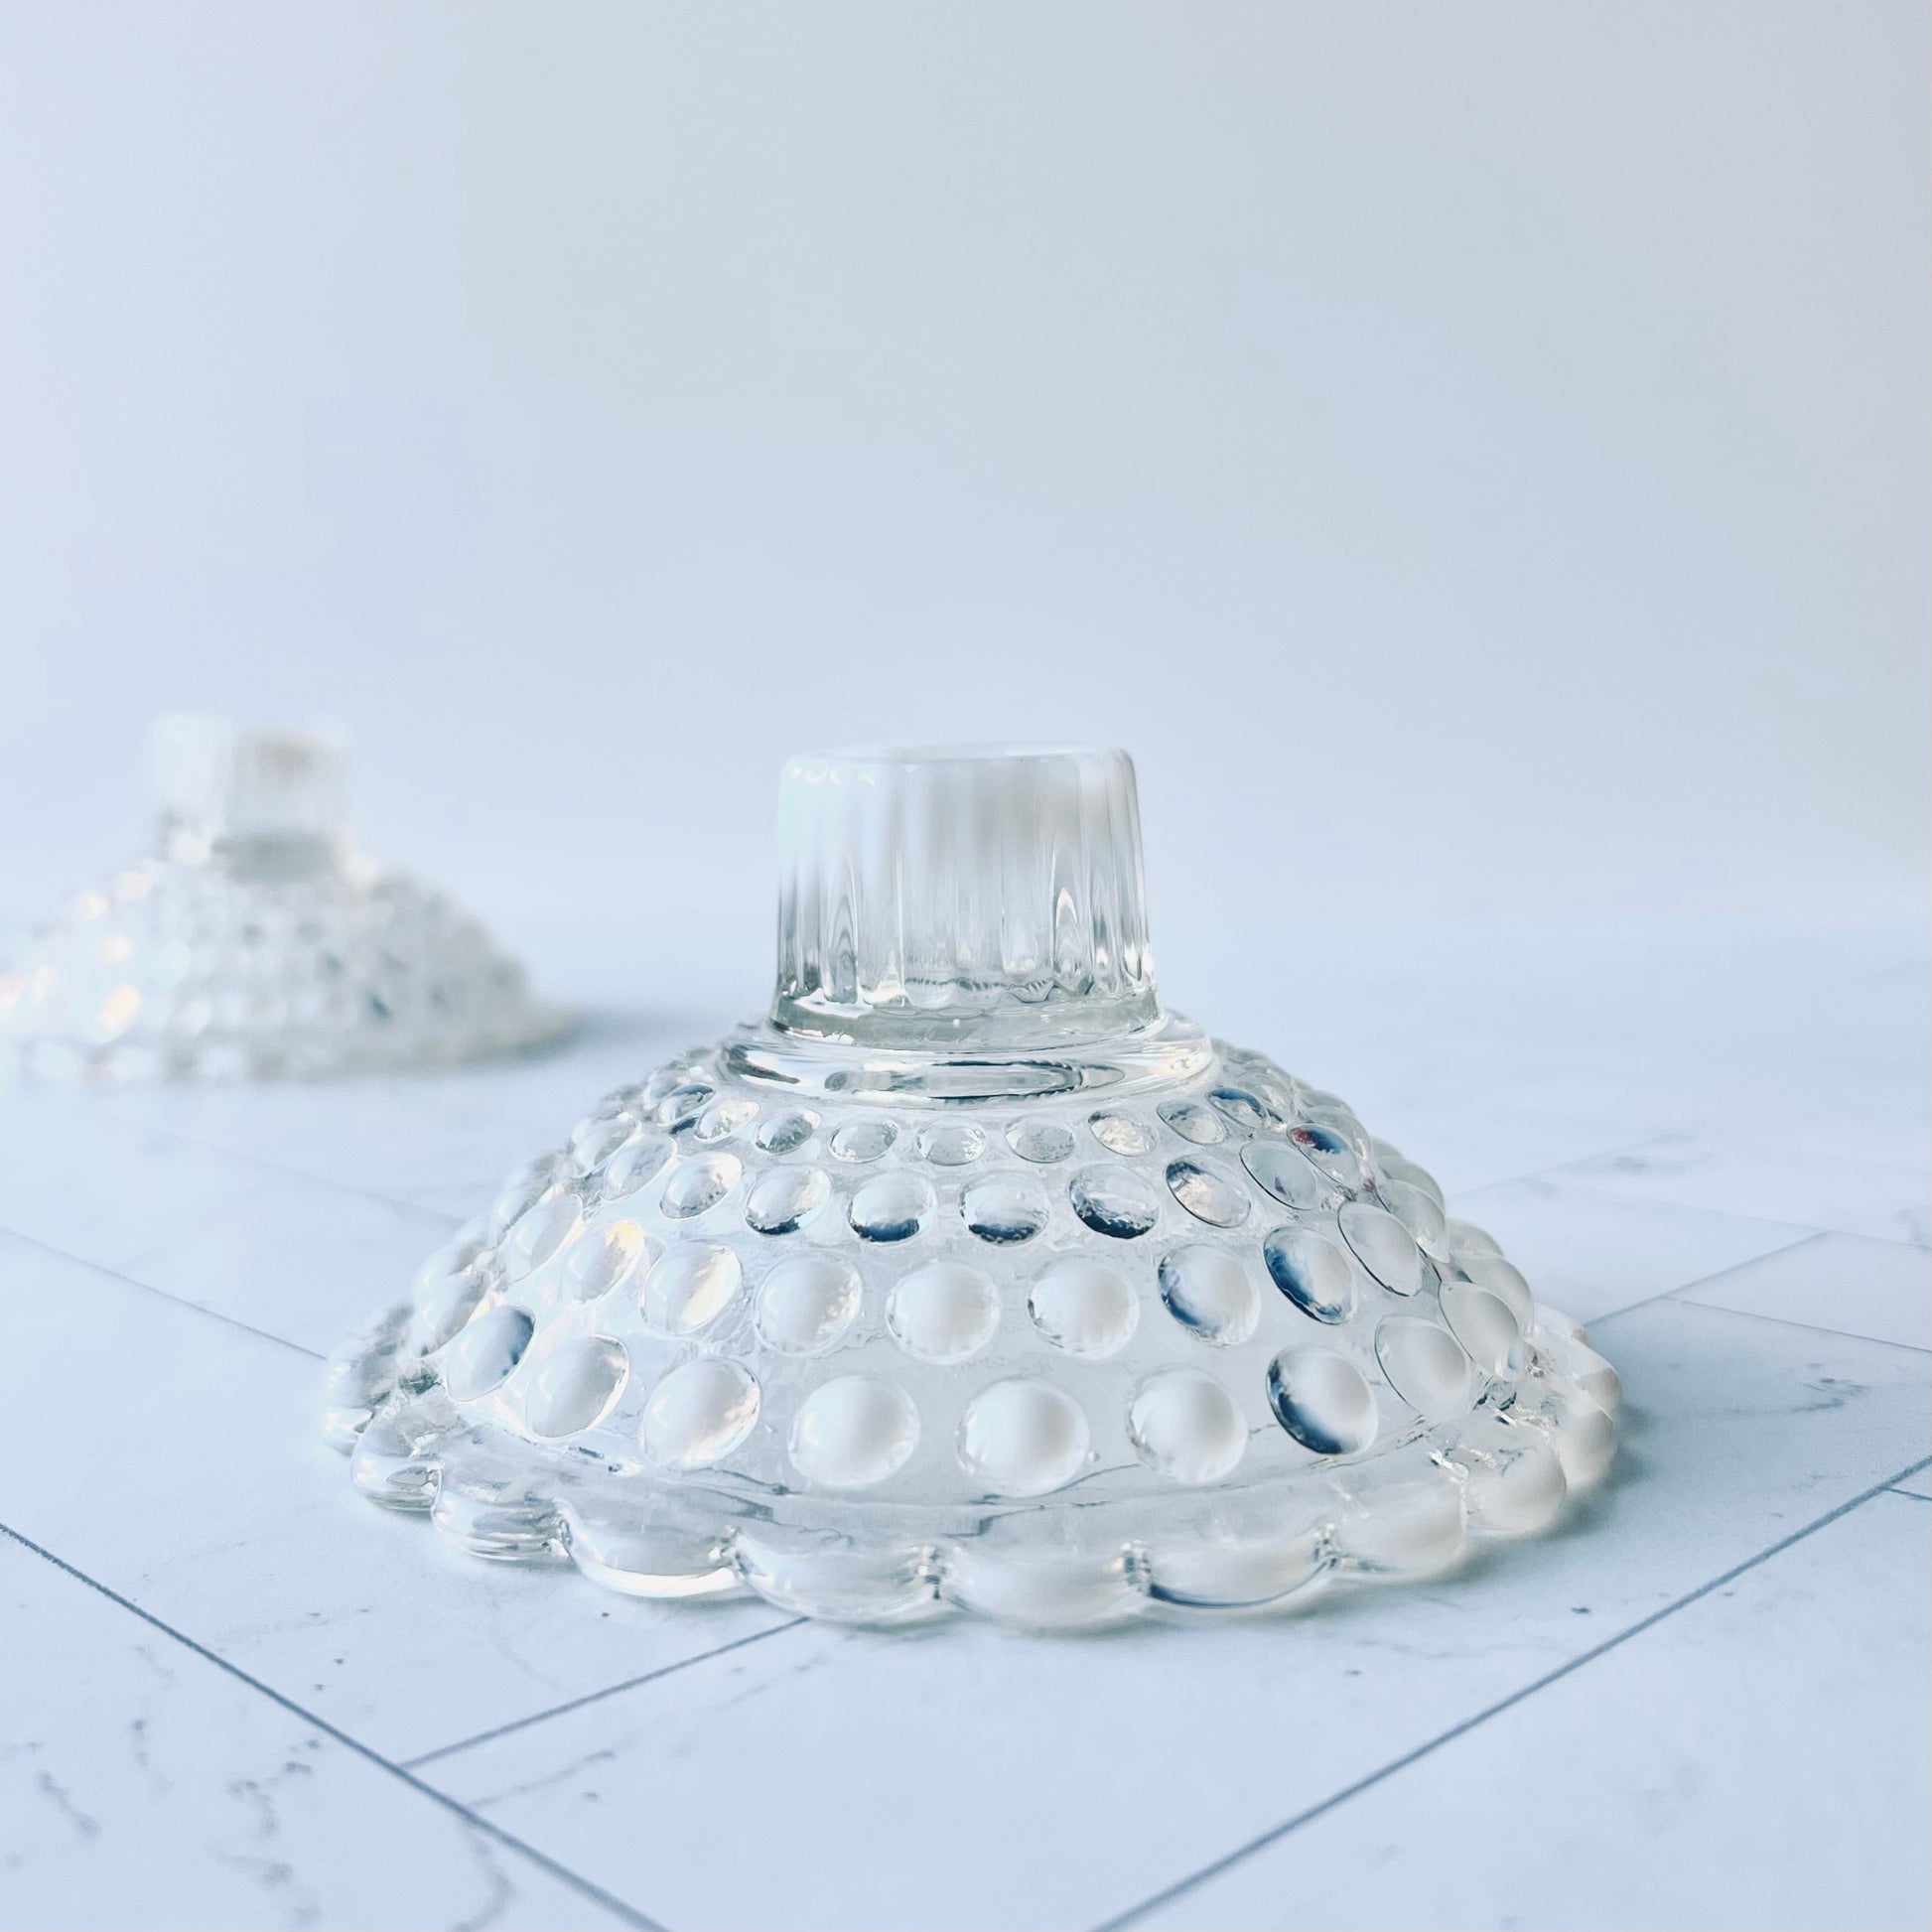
(89, 1091, 478, 1223)
(1660, 1291, 1932, 1356)
(1573, 1235, 1929, 1352)
(1484, 1228, 1835, 1343)
(0, 1517, 668, 1932)
(1538, 1161, 1930, 1248)
(1653, 1227, 1831, 1299)
(404, 1616, 812, 1769)
(1572, 1258, 1816, 1335)
(0, 1224, 327, 1362)
(1092, 1451, 1932, 1932)
(162, 1126, 475, 1224)
(32, 1095, 481, 1224)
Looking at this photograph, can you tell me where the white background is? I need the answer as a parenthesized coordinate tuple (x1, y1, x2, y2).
(1, 5, 1925, 978)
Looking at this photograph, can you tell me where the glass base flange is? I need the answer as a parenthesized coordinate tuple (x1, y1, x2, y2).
(326, 1027, 1620, 1630)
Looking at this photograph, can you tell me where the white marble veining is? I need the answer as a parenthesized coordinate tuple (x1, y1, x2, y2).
(0, 1535, 638, 1931)
(0, 917, 1925, 1931)
(0, 1233, 794, 1767)
(1131, 1492, 1932, 1932)
(1554, 1132, 1931, 1252)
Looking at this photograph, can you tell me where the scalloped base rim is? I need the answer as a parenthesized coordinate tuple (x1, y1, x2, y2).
(327, 1301, 1620, 1630)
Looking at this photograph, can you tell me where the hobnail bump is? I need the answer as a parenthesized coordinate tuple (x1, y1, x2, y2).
(329, 745, 1619, 1628)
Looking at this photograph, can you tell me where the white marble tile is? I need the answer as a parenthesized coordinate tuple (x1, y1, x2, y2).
(0, 1097, 454, 1356)
(125, 1164, 460, 1358)
(1678, 1231, 1931, 1353)
(422, 1300, 1931, 1932)
(1553, 1133, 1931, 1250)
(167, 1079, 557, 1205)
(1676, 1079, 1932, 1184)
(0, 1234, 795, 1767)
(0, 1534, 639, 1932)
(4, 919, 1923, 1930)
(1449, 1173, 1817, 1323)
(1129, 1490, 1932, 1932)
(0, 1101, 262, 1281)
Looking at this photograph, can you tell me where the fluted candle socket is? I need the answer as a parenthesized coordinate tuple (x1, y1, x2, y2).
(772, 747, 1158, 1047)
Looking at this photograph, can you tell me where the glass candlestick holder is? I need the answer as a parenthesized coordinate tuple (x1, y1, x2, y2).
(328, 745, 1619, 1627)
(0, 715, 568, 1082)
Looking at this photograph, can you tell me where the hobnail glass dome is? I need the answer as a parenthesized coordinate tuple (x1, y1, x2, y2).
(328, 746, 1619, 1628)
(0, 716, 566, 1083)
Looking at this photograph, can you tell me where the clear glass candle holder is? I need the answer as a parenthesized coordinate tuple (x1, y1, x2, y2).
(0, 715, 567, 1083)
(328, 745, 1619, 1628)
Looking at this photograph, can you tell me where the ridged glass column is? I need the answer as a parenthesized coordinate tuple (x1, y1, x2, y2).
(772, 747, 1157, 1046)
